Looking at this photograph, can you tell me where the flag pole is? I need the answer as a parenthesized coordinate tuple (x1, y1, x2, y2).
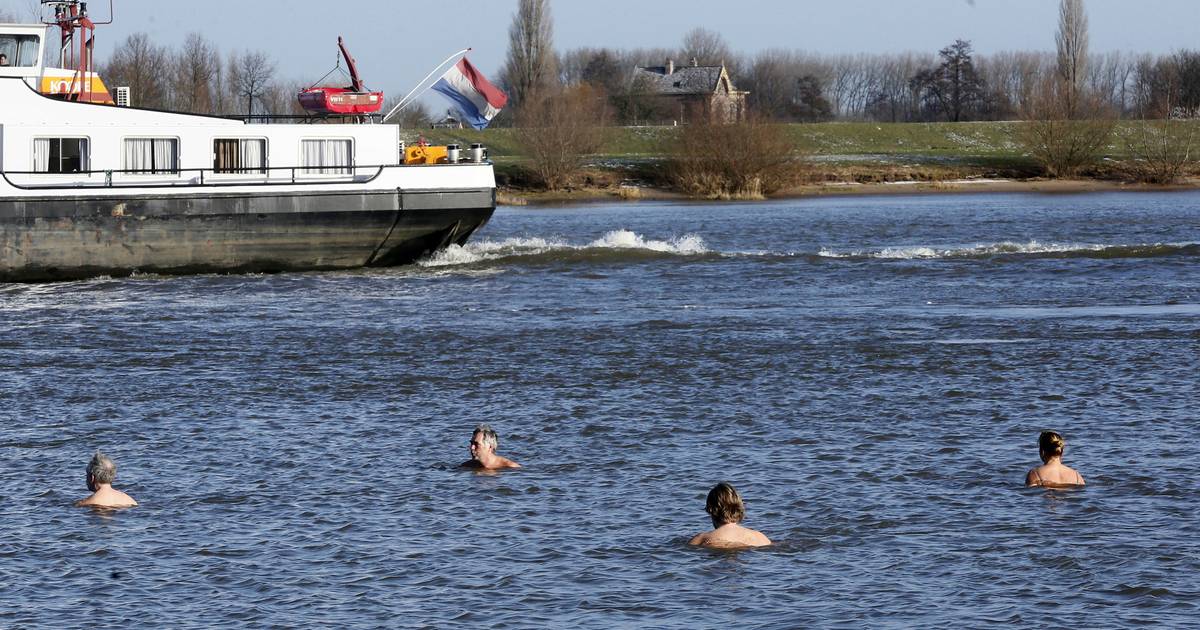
(383, 47, 473, 124)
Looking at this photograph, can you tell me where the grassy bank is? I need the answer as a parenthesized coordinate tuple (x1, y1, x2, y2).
(401, 120, 1198, 200)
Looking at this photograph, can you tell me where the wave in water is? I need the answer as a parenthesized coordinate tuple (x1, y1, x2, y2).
(419, 230, 709, 267)
(815, 241, 1200, 261)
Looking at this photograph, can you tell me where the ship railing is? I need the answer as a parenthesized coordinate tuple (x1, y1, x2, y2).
(0, 164, 397, 190)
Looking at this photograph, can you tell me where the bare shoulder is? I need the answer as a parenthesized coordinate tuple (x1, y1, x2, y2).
(748, 529, 772, 547)
(688, 532, 710, 546)
(1025, 468, 1039, 487)
(500, 457, 521, 469)
(1069, 467, 1085, 486)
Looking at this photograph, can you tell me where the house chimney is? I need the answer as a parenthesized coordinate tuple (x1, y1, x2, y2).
(666, 59, 674, 75)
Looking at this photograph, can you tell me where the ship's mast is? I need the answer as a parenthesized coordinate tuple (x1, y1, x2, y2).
(41, 0, 112, 103)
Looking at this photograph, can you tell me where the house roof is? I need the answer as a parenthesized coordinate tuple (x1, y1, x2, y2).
(633, 64, 730, 95)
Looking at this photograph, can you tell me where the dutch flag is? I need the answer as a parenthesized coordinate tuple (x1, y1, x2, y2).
(432, 58, 509, 130)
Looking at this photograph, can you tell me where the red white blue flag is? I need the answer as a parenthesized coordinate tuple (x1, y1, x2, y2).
(432, 58, 509, 129)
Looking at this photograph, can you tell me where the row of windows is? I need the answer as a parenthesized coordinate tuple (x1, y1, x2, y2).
(31, 137, 353, 176)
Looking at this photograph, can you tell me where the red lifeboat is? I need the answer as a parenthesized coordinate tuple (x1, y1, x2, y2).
(298, 36, 384, 115)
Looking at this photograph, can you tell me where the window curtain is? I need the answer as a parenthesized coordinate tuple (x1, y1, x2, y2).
(125, 138, 177, 174)
(301, 139, 351, 175)
(153, 138, 178, 173)
(324, 140, 351, 175)
(301, 140, 323, 174)
(124, 139, 153, 173)
(240, 139, 265, 173)
(33, 138, 50, 172)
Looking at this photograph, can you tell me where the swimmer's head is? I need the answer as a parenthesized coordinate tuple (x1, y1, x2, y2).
(87, 451, 117, 485)
(472, 424, 498, 452)
(705, 482, 745, 527)
(1039, 431, 1065, 460)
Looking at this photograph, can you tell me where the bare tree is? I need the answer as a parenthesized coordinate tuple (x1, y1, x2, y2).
(1121, 109, 1199, 184)
(229, 50, 276, 117)
(513, 84, 609, 190)
(1056, 0, 1089, 117)
(170, 32, 217, 114)
(501, 0, 558, 111)
(680, 27, 731, 66)
(101, 32, 169, 109)
(1018, 75, 1115, 177)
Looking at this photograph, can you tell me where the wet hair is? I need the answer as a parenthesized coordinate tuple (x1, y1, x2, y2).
(87, 451, 117, 484)
(705, 482, 746, 527)
(473, 424, 498, 451)
(1039, 431, 1065, 457)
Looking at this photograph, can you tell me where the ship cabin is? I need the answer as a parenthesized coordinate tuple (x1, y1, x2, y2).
(0, 22, 112, 103)
(0, 19, 484, 194)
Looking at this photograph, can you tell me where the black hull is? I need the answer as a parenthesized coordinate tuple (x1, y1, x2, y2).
(0, 188, 494, 282)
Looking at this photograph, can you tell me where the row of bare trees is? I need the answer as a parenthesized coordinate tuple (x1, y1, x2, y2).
(486, 0, 1197, 127)
(98, 32, 298, 117)
(554, 41, 1200, 125)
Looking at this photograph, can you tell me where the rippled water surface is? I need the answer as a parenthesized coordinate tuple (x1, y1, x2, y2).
(3, 191, 1199, 628)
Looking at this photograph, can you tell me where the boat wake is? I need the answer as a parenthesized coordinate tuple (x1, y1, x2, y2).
(419, 230, 710, 267)
(420, 234, 1199, 269)
(814, 240, 1200, 261)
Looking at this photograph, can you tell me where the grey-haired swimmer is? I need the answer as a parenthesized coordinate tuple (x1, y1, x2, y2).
(461, 424, 521, 470)
(75, 451, 138, 508)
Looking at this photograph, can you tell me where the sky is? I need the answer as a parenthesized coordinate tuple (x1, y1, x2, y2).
(2, 0, 1197, 108)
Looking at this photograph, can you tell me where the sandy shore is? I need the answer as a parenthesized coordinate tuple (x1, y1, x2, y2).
(498, 177, 1200, 206)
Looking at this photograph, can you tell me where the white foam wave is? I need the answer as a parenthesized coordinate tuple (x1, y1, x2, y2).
(419, 230, 708, 267)
(817, 240, 1102, 260)
(589, 229, 708, 254)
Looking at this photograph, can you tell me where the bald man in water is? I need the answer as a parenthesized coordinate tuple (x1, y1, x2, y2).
(75, 451, 137, 508)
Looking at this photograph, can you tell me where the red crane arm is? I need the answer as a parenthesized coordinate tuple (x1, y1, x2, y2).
(337, 36, 364, 93)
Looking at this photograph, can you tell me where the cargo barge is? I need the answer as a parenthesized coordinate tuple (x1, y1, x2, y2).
(0, 5, 494, 282)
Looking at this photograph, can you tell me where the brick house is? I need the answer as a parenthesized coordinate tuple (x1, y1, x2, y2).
(630, 58, 749, 124)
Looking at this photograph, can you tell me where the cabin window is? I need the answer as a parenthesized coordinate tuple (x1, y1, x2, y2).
(214, 138, 266, 174)
(301, 139, 352, 175)
(33, 138, 88, 174)
(123, 138, 179, 175)
(0, 34, 40, 67)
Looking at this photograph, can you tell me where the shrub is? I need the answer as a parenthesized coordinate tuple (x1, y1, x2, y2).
(513, 85, 609, 190)
(1016, 77, 1115, 178)
(1119, 110, 1199, 184)
(664, 116, 807, 199)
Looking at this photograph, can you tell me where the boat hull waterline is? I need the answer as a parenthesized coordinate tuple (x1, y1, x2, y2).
(0, 188, 494, 282)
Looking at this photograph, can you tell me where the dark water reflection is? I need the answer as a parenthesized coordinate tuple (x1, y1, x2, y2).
(2, 191, 1199, 628)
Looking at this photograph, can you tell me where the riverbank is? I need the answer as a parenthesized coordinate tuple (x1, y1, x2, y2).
(498, 175, 1200, 206)
(403, 121, 1200, 205)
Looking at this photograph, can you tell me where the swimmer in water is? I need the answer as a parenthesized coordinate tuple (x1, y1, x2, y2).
(75, 451, 138, 508)
(1025, 430, 1085, 488)
(689, 482, 771, 548)
(461, 424, 521, 470)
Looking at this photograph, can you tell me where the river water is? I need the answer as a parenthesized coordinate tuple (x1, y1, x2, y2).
(2, 191, 1198, 628)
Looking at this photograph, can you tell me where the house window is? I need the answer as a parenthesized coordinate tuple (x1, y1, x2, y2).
(123, 138, 179, 174)
(214, 138, 266, 174)
(301, 139, 352, 175)
(33, 138, 88, 173)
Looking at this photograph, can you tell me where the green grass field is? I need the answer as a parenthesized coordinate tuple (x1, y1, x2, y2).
(402, 120, 1198, 183)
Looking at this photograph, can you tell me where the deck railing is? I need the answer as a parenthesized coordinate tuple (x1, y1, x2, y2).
(0, 161, 477, 191)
